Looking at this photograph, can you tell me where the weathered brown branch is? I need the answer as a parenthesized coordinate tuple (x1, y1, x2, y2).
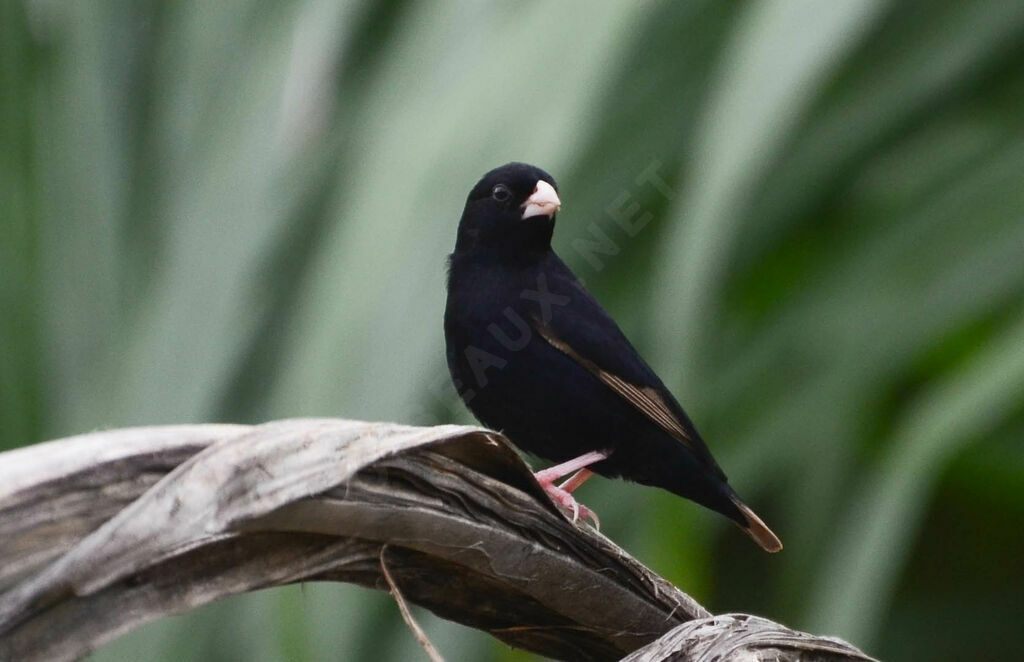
(0, 419, 874, 662)
(380, 545, 446, 662)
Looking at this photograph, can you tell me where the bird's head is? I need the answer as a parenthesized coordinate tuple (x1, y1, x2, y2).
(454, 162, 560, 258)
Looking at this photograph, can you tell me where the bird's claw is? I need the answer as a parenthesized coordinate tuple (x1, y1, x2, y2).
(535, 478, 600, 529)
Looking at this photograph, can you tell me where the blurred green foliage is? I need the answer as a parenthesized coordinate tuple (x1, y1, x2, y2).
(2, 1, 1023, 660)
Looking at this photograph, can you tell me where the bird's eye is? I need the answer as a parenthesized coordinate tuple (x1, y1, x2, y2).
(491, 184, 511, 202)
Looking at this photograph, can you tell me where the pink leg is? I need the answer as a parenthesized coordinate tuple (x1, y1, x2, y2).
(559, 468, 595, 493)
(533, 450, 608, 484)
(533, 450, 608, 527)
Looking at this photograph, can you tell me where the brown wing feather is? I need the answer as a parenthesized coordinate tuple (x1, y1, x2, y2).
(532, 320, 701, 456)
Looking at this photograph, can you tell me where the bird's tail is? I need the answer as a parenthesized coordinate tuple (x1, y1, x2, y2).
(729, 494, 782, 553)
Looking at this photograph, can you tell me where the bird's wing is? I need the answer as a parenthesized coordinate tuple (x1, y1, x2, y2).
(532, 320, 695, 446)
(528, 260, 723, 476)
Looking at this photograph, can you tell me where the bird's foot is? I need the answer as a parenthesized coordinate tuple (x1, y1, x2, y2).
(535, 476, 600, 529)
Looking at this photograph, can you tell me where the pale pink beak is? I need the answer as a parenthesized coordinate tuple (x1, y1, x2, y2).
(521, 180, 561, 219)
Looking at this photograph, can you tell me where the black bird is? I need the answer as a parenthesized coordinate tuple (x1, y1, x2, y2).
(444, 162, 781, 552)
